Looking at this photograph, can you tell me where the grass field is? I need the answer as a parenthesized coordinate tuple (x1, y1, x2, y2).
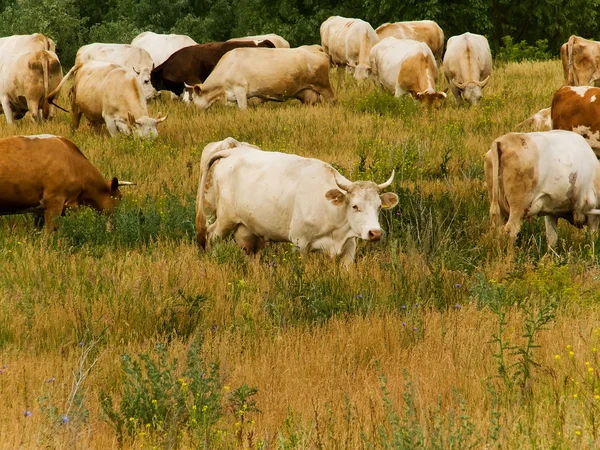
(1, 59, 600, 449)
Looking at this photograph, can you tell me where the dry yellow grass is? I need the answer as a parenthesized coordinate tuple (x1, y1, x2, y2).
(1, 59, 600, 449)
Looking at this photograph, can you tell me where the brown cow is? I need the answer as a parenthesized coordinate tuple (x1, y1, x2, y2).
(0, 135, 133, 230)
(560, 35, 600, 86)
(551, 85, 600, 155)
(150, 39, 275, 97)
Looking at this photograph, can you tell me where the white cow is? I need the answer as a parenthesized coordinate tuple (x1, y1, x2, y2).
(75, 43, 156, 100)
(443, 32, 492, 105)
(0, 33, 56, 62)
(0, 50, 63, 124)
(131, 31, 197, 67)
(228, 33, 290, 48)
(370, 37, 446, 108)
(375, 20, 444, 62)
(320, 16, 379, 79)
(48, 61, 166, 139)
(485, 130, 600, 246)
(517, 107, 552, 131)
(195, 138, 399, 265)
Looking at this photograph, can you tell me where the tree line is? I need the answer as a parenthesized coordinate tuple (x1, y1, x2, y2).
(0, 0, 598, 66)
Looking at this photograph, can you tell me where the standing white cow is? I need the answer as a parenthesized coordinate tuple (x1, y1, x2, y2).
(370, 37, 446, 108)
(0, 50, 63, 124)
(131, 31, 197, 68)
(196, 138, 399, 266)
(228, 34, 290, 48)
(75, 43, 156, 100)
(48, 61, 166, 139)
(320, 16, 379, 79)
(443, 32, 492, 105)
(485, 130, 600, 246)
(0, 33, 56, 61)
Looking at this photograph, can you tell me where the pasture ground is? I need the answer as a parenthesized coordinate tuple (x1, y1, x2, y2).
(1, 60, 600, 449)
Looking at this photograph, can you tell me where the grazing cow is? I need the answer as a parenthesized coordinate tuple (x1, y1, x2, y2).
(131, 31, 197, 67)
(517, 107, 552, 131)
(0, 135, 133, 230)
(150, 39, 275, 97)
(0, 33, 56, 60)
(48, 61, 167, 139)
(320, 16, 379, 79)
(375, 20, 444, 62)
(228, 33, 290, 48)
(443, 32, 492, 105)
(369, 37, 446, 108)
(195, 138, 399, 265)
(75, 43, 156, 100)
(0, 50, 63, 124)
(484, 130, 600, 247)
(560, 35, 600, 86)
(551, 85, 600, 155)
(188, 45, 336, 109)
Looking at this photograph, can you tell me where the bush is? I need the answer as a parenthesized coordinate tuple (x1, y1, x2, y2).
(496, 36, 552, 62)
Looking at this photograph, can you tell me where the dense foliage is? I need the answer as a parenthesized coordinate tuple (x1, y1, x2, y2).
(0, 0, 597, 65)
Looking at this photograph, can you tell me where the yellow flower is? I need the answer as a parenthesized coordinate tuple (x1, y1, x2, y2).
(567, 345, 572, 350)
(224, 385, 230, 391)
(595, 395, 600, 400)
(592, 347, 597, 353)
(573, 393, 578, 399)
(569, 351, 575, 357)
(588, 367, 594, 372)
(575, 430, 581, 436)
(202, 405, 208, 412)
(554, 355, 560, 361)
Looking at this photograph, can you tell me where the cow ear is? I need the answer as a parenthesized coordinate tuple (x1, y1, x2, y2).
(325, 189, 346, 206)
(193, 84, 202, 96)
(110, 177, 119, 192)
(380, 192, 399, 209)
(127, 112, 136, 125)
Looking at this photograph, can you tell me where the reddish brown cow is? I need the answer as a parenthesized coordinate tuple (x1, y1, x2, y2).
(0, 135, 133, 229)
(150, 40, 275, 97)
(551, 85, 600, 155)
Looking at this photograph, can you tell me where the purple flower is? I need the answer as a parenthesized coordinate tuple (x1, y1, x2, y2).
(212, 324, 217, 331)
(79, 342, 85, 347)
(454, 283, 461, 289)
(2, 365, 6, 369)
(357, 294, 363, 299)
(62, 415, 69, 424)
(413, 327, 418, 332)
(402, 322, 406, 327)
(45, 377, 56, 383)
(401, 305, 406, 309)
(24, 410, 32, 417)
(395, 211, 401, 216)
(455, 304, 461, 310)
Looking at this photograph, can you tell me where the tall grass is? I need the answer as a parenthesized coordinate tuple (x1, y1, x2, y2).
(1, 60, 600, 449)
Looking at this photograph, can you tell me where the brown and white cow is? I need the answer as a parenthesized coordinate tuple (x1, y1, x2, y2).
(0, 50, 63, 124)
(188, 45, 335, 109)
(560, 35, 600, 86)
(48, 61, 166, 139)
(551, 85, 600, 155)
(228, 33, 290, 48)
(375, 20, 444, 62)
(131, 31, 197, 68)
(443, 32, 492, 105)
(485, 130, 600, 247)
(195, 137, 399, 266)
(75, 43, 156, 100)
(0, 135, 133, 230)
(517, 107, 552, 131)
(369, 37, 446, 108)
(320, 16, 379, 79)
(150, 39, 275, 98)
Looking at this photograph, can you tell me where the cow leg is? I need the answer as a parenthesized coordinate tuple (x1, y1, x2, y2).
(233, 87, 248, 109)
(1, 95, 15, 125)
(504, 210, 525, 240)
(206, 217, 237, 248)
(234, 225, 265, 256)
(450, 85, 463, 104)
(42, 196, 66, 231)
(105, 119, 120, 137)
(544, 215, 559, 248)
(26, 98, 42, 124)
(71, 105, 82, 131)
(339, 238, 357, 268)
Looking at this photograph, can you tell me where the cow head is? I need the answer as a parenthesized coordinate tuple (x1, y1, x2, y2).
(452, 76, 489, 105)
(409, 89, 447, 109)
(134, 67, 157, 100)
(326, 171, 399, 241)
(354, 64, 371, 80)
(124, 112, 167, 140)
(187, 83, 221, 109)
(85, 177, 135, 212)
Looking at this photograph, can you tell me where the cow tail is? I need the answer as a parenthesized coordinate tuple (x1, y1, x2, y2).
(47, 63, 81, 107)
(41, 53, 50, 118)
(195, 149, 234, 249)
(358, 29, 371, 71)
(488, 140, 503, 227)
(566, 35, 576, 85)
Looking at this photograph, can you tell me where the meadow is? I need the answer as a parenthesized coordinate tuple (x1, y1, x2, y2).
(1, 59, 600, 449)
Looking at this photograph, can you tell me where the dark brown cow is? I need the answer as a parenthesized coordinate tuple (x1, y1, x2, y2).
(551, 85, 600, 155)
(150, 39, 275, 96)
(0, 135, 133, 229)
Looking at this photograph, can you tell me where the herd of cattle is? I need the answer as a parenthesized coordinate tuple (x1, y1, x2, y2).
(2, 16, 600, 262)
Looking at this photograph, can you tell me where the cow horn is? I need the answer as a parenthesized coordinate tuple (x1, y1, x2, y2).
(155, 113, 168, 123)
(333, 171, 353, 192)
(118, 181, 136, 186)
(377, 170, 395, 190)
(184, 82, 194, 89)
(452, 79, 467, 90)
(133, 67, 140, 75)
(478, 75, 490, 88)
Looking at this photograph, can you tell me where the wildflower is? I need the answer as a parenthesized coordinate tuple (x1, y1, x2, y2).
(2, 365, 6, 369)
(586, 361, 591, 366)
(413, 327, 418, 332)
(454, 304, 461, 309)
(554, 355, 560, 361)
(593, 347, 597, 353)
(575, 430, 581, 436)
(212, 324, 217, 332)
(595, 395, 600, 400)
(588, 367, 594, 373)
(62, 415, 69, 424)
(45, 377, 56, 383)
(402, 322, 406, 327)
(401, 305, 406, 309)
(566, 345, 572, 350)
(573, 394, 578, 399)
(79, 342, 85, 347)
(24, 410, 32, 417)
(202, 405, 208, 412)
(224, 385, 230, 391)
(454, 283, 461, 288)
(569, 351, 575, 357)
(357, 294, 363, 299)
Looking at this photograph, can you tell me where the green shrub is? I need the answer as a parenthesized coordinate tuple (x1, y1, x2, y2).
(496, 36, 552, 62)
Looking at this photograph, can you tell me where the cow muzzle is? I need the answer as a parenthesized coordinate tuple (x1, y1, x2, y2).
(368, 229, 383, 241)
